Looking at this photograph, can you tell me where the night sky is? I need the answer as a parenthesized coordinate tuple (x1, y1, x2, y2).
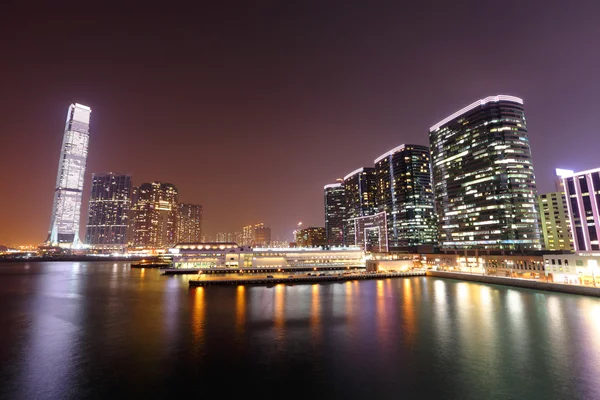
(1, 2, 599, 246)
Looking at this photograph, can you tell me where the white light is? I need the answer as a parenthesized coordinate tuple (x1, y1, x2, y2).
(344, 167, 366, 181)
(555, 168, 574, 178)
(374, 144, 407, 164)
(429, 95, 523, 132)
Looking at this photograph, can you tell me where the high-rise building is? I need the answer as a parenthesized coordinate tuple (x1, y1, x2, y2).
(296, 227, 327, 248)
(374, 144, 437, 247)
(47, 103, 92, 247)
(429, 95, 541, 250)
(349, 212, 388, 252)
(537, 169, 574, 251)
(562, 167, 600, 252)
(130, 182, 179, 249)
(177, 204, 202, 243)
(343, 167, 377, 246)
(234, 231, 243, 244)
(242, 225, 254, 246)
(538, 193, 573, 251)
(85, 173, 132, 251)
(254, 224, 271, 247)
(324, 181, 345, 246)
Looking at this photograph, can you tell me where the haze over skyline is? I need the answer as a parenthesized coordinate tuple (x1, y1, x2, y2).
(1, 3, 599, 245)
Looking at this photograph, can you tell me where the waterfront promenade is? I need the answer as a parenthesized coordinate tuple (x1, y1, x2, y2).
(428, 270, 600, 297)
(189, 271, 425, 286)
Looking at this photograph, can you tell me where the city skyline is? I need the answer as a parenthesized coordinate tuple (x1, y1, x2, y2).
(1, 4, 599, 245)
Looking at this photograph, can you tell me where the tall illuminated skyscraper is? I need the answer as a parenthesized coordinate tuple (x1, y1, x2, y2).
(177, 204, 202, 243)
(324, 181, 345, 246)
(130, 182, 179, 249)
(85, 173, 132, 252)
(429, 95, 541, 250)
(374, 144, 437, 247)
(47, 103, 92, 247)
(343, 167, 377, 246)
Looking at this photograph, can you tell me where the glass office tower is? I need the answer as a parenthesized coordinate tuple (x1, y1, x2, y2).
(343, 167, 377, 246)
(374, 144, 437, 247)
(324, 182, 345, 246)
(47, 103, 92, 247)
(429, 95, 541, 250)
(85, 173, 132, 251)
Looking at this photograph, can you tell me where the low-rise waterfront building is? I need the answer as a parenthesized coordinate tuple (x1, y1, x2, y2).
(420, 252, 546, 280)
(169, 243, 364, 269)
(543, 253, 600, 286)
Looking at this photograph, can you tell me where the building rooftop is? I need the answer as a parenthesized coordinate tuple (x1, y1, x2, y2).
(429, 95, 523, 132)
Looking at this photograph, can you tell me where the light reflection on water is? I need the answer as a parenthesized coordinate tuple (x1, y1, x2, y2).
(0, 262, 599, 399)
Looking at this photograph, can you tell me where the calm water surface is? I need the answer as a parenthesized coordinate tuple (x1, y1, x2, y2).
(0, 262, 599, 399)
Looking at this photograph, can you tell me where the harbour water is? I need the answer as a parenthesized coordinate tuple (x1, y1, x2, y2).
(0, 261, 599, 399)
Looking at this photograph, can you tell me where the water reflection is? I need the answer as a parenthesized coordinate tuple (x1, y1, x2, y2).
(274, 284, 285, 330)
(311, 284, 321, 340)
(1, 264, 600, 400)
(376, 280, 389, 346)
(236, 285, 246, 337)
(17, 263, 80, 399)
(191, 287, 205, 345)
(402, 278, 415, 344)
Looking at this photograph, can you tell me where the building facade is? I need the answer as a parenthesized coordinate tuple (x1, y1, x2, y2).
(130, 182, 179, 249)
(324, 182, 345, 246)
(242, 225, 254, 246)
(177, 204, 202, 244)
(543, 253, 600, 286)
(349, 211, 389, 252)
(374, 144, 437, 247)
(254, 224, 271, 247)
(343, 167, 377, 246)
(563, 167, 600, 252)
(85, 173, 132, 251)
(47, 103, 92, 247)
(170, 243, 364, 270)
(296, 227, 327, 248)
(429, 95, 542, 250)
(538, 192, 573, 251)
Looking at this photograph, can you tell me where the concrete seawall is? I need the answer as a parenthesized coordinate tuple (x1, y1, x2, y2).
(427, 271, 600, 298)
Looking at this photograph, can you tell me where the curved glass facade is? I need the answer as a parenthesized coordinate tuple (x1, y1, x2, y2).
(429, 96, 541, 250)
